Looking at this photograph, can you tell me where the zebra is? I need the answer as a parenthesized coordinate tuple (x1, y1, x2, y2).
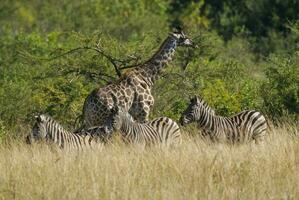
(26, 114, 110, 150)
(108, 106, 182, 146)
(180, 96, 268, 144)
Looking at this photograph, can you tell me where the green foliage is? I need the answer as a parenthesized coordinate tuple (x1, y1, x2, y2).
(153, 32, 263, 119)
(201, 80, 239, 116)
(0, 0, 170, 135)
(170, 0, 299, 55)
(261, 55, 299, 120)
(0, 0, 298, 139)
(1, 0, 169, 39)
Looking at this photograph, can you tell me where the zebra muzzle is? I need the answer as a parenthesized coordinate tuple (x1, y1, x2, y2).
(179, 117, 186, 126)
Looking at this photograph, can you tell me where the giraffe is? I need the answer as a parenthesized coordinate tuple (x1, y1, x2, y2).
(82, 30, 194, 128)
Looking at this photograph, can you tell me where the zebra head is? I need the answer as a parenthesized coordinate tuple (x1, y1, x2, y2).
(171, 28, 194, 47)
(109, 105, 134, 131)
(180, 96, 215, 126)
(26, 114, 50, 144)
(84, 126, 112, 137)
(83, 125, 113, 143)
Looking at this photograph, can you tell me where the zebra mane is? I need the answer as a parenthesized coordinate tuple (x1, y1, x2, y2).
(37, 114, 67, 133)
(192, 96, 216, 115)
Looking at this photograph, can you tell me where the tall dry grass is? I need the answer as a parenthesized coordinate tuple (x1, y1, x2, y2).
(0, 124, 298, 200)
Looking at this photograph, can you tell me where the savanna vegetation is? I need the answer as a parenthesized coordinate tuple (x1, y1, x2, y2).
(0, 0, 298, 199)
(0, 0, 298, 134)
(1, 125, 299, 199)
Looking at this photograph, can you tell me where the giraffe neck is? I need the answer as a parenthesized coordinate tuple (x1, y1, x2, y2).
(141, 35, 178, 83)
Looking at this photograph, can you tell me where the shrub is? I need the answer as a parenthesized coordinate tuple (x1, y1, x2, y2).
(153, 38, 263, 119)
(261, 55, 299, 120)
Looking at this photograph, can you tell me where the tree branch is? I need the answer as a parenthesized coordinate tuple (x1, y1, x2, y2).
(18, 40, 144, 79)
(33, 65, 116, 84)
(46, 45, 142, 77)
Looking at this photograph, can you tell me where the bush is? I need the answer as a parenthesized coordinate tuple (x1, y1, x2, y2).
(261, 55, 299, 120)
(0, 1, 298, 137)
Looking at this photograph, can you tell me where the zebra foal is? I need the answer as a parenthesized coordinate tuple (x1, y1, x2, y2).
(26, 114, 108, 150)
(109, 106, 182, 146)
(180, 96, 267, 144)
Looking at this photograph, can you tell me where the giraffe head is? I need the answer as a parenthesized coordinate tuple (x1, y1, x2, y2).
(170, 28, 194, 47)
(180, 96, 215, 126)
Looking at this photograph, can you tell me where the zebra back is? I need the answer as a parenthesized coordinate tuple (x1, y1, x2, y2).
(229, 110, 267, 142)
(148, 117, 182, 145)
(110, 107, 182, 145)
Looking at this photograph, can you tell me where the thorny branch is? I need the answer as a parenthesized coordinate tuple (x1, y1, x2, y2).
(63, 68, 116, 83)
(32, 64, 116, 84)
(18, 42, 143, 80)
(45, 44, 142, 78)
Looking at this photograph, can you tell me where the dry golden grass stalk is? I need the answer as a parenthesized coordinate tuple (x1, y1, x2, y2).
(0, 124, 298, 200)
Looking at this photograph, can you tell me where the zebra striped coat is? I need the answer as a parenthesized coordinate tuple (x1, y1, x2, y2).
(109, 107, 182, 146)
(74, 125, 113, 143)
(27, 114, 107, 150)
(180, 96, 267, 143)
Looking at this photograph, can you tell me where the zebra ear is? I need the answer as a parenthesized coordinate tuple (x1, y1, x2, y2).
(191, 96, 201, 105)
(110, 105, 119, 115)
(190, 96, 197, 103)
(195, 96, 201, 104)
(111, 95, 119, 105)
(35, 115, 42, 123)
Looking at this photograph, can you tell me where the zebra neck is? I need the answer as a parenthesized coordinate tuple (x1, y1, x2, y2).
(119, 117, 137, 138)
(46, 121, 65, 148)
(198, 111, 217, 132)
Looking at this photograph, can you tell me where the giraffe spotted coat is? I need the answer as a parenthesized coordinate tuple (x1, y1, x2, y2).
(82, 31, 193, 128)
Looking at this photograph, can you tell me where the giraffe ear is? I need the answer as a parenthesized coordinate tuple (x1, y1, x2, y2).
(173, 25, 183, 34)
(171, 26, 184, 39)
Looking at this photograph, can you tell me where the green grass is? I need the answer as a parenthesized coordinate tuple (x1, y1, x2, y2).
(0, 125, 298, 200)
